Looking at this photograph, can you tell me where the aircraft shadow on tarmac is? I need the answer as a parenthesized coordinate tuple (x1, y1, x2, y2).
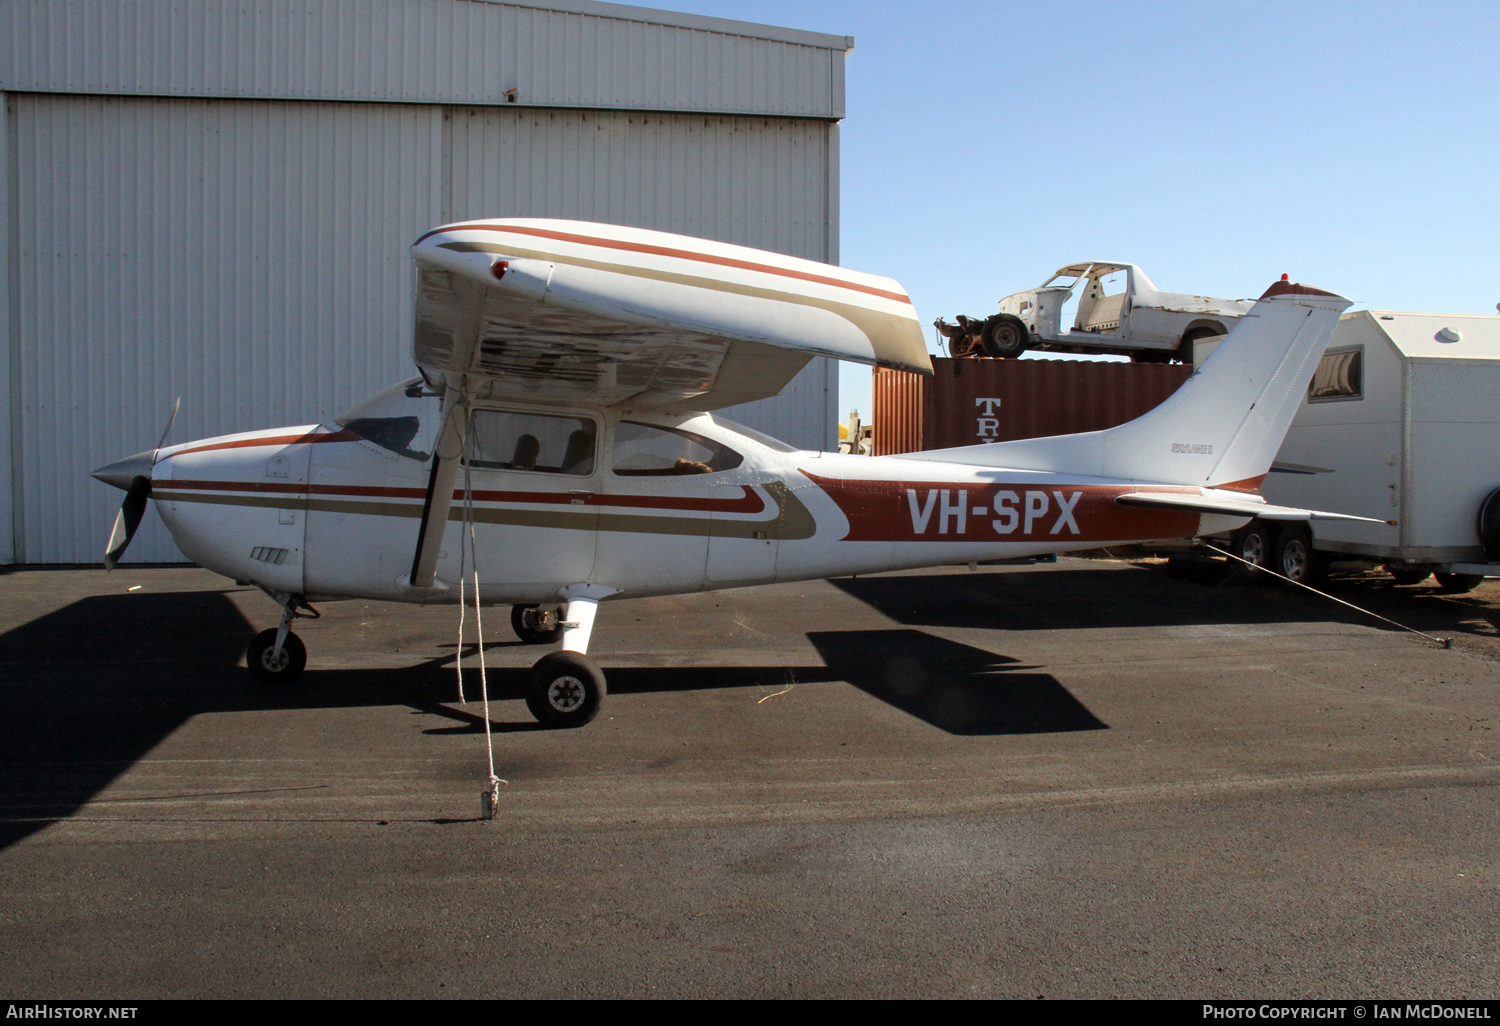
(0, 590, 1106, 851)
(826, 563, 1500, 639)
(830, 565, 1349, 633)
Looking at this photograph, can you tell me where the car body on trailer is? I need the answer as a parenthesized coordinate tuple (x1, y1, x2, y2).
(93, 220, 1374, 728)
(937, 262, 1251, 363)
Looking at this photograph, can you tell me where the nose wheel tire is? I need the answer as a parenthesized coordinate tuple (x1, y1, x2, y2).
(511, 604, 565, 645)
(246, 628, 307, 685)
(525, 651, 605, 729)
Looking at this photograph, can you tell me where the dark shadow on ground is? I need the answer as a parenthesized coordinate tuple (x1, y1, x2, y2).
(2, 590, 1097, 849)
(829, 562, 1500, 641)
(807, 629, 1105, 736)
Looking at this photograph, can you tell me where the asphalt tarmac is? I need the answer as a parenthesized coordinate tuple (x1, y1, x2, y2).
(1, 557, 1496, 999)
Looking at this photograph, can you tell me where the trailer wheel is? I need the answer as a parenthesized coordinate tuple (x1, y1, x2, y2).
(1479, 488, 1500, 562)
(1231, 522, 1274, 576)
(981, 315, 1028, 359)
(1275, 526, 1326, 588)
(1435, 573, 1484, 594)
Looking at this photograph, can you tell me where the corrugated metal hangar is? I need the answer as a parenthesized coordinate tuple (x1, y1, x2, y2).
(0, 0, 852, 563)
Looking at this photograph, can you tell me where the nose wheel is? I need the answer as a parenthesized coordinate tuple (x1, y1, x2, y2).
(245, 591, 318, 685)
(247, 628, 307, 684)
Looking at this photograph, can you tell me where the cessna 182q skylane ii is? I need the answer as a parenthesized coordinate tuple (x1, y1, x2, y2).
(93, 219, 1376, 728)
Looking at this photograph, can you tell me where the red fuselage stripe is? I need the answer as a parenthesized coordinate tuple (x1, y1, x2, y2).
(415, 223, 913, 306)
(160, 479, 764, 514)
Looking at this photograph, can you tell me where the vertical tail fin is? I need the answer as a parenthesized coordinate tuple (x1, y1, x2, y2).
(901, 281, 1351, 487)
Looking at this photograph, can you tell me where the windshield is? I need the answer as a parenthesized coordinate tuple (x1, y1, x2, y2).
(336, 378, 440, 461)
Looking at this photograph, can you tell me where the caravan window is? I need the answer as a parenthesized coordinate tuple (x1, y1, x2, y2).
(1309, 346, 1363, 402)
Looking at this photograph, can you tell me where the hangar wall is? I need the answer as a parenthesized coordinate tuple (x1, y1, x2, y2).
(0, 0, 851, 564)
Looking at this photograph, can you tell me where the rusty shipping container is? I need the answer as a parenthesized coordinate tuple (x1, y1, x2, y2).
(872, 358, 1192, 455)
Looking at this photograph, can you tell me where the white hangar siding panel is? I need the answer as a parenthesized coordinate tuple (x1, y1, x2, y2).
(13, 94, 442, 563)
(444, 106, 836, 448)
(0, 0, 847, 118)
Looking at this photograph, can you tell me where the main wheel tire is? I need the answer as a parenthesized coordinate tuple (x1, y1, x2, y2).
(511, 604, 564, 644)
(1275, 527, 1326, 587)
(1387, 568, 1431, 586)
(1232, 522, 1274, 576)
(246, 628, 307, 685)
(525, 651, 606, 728)
(1435, 572, 1485, 594)
(980, 315, 1028, 359)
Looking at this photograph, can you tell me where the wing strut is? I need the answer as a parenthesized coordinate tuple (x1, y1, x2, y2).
(402, 389, 470, 594)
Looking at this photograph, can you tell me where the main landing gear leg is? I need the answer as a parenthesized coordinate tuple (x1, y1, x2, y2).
(524, 585, 617, 728)
(246, 592, 317, 685)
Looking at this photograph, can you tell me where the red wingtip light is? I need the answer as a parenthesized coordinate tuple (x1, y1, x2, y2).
(491, 260, 509, 281)
(1281, 273, 1290, 281)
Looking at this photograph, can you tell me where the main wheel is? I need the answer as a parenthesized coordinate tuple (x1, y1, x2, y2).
(511, 603, 564, 644)
(1232, 522, 1274, 575)
(1435, 573, 1485, 594)
(525, 651, 606, 728)
(1387, 568, 1431, 586)
(1275, 526, 1325, 587)
(980, 315, 1028, 359)
(246, 628, 307, 685)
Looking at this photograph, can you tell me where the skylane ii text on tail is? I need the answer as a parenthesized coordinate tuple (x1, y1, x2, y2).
(93, 219, 1378, 727)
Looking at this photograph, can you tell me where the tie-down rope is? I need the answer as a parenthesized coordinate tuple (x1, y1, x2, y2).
(454, 415, 505, 817)
(1205, 543, 1451, 648)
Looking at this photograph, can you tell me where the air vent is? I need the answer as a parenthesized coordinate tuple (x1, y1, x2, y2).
(1436, 327, 1462, 343)
(250, 546, 288, 565)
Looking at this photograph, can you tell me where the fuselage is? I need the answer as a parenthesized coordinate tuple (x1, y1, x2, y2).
(149, 377, 1233, 604)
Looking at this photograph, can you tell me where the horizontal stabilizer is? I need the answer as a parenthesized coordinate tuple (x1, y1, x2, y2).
(1115, 491, 1388, 524)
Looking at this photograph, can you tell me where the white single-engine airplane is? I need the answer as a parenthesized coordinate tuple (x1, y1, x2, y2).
(93, 219, 1377, 728)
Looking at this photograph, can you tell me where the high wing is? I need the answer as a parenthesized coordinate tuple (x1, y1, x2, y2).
(411, 219, 932, 410)
(1115, 490, 1388, 523)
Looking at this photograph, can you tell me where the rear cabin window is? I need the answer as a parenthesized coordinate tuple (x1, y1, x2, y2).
(1308, 346, 1363, 402)
(469, 410, 597, 475)
(612, 422, 743, 476)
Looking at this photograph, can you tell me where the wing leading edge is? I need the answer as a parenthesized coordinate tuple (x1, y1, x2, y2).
(411, 219, 932, 410)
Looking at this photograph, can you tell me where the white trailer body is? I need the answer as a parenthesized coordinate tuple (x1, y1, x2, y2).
(1252, 309, 1500, 580)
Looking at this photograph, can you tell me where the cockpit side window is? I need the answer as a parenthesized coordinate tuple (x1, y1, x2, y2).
(612, 422, 743, 476)
(469, 410, 597, 475)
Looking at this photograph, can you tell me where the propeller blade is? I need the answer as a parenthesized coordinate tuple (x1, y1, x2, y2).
(104, 475, 151, 571)
(154, 397, 180, 454)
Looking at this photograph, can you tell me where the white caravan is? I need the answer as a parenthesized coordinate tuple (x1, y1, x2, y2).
(1216, 310, 1500, 591)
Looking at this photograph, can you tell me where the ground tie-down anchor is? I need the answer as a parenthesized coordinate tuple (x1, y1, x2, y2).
(480, 775, 507, 820)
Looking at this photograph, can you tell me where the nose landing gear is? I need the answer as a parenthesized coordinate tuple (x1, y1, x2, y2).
(246, 592, 319, 685)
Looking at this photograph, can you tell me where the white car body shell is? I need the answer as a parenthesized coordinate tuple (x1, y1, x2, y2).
(997, 262, 1253, 359)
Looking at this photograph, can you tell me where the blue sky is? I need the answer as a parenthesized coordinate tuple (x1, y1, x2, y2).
(663, 0, 1500, 418)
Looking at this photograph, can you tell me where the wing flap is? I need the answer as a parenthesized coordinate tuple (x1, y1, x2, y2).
(1115, 491, 1388, 524)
